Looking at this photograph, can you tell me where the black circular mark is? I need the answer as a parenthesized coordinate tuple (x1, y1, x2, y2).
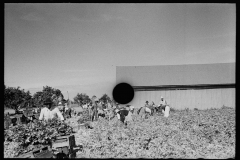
(112, 83, 134, 104)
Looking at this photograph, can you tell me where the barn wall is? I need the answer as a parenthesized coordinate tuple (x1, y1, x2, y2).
(129, 88, 235, 110)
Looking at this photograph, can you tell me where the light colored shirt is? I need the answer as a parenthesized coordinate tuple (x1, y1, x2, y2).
(83, 104, 88, 109)
(107, 103, 112, 109)
(98, 108, 104, 114)
(159, 99, 167, 106)
(164, 106, 170, 117)
(39, 107, 64, 121)
(125, 111, 133, 122)
(130, 105, 134, 111)
(145, 107, 151, 114)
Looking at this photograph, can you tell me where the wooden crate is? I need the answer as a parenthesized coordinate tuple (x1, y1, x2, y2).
(23, 109, 34, 117)
(18, 146, 53, 158)
(33, 147, 53, 158)
(8, 114, 22, 126)
(52, 134, 76, 157)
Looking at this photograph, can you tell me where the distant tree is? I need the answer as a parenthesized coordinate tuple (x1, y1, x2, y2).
(32, 86, 64, 107)
(4, 85, 32, 110)
(99, 94, 111, 104)
(73, 93, 91, 106)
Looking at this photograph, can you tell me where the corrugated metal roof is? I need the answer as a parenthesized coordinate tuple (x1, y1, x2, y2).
(116, 63, 235, 86)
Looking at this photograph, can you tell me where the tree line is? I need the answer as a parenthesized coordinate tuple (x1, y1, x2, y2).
(4, 85, 112, 111)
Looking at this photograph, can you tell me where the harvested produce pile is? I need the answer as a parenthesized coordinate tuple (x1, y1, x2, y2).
(4, 118, 73, 158)
(74, 108, 235, 158)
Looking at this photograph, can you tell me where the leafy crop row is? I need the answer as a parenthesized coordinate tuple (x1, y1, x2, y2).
(4, 108, 235, 158)
(73, 108, 235, 159)
(4, 118, 73, 157)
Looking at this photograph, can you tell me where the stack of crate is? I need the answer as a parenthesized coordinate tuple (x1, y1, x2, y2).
(52, 134, 77, 158)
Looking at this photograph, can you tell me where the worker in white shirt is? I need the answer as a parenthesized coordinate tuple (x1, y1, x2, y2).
(158, 96, 170, 117)
(83, 103, 88, 109)
(65, 102, 69, 111)
(39, 98, 64, 122)
(58, 102, 64, 112)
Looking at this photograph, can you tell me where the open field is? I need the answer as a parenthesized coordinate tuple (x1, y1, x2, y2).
(68, 108, 235, 158)
(4, 107, 235, 158)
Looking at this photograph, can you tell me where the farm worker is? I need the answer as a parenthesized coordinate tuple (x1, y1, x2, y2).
(65, 102, 69, 111)
(107, 100, 112, 110)
(97, 107, 105, 118)
(97, 101, 103, 110)
(39, 98, 64, 122)
(68, 107, 72, 118)
(144, 101, 152, 115)
(137, 106, 145, 118)
(148, 101, 156, 115)
(64, 102, 69, 117)
(74, 109, 77, 116)
(115, 108, 132, 125)
(58, 102, 63, 111)
(82, 103, 87, 109)
(125, 107, 133, 123)
(96, 101, 105, 118)
(158, 96, 170, 117)
(129, 105, 135, 113)
(158, 96, 167, 108)
(115, 109, 120, 120)
(96, 101, 103, 118)
(91, 100, 98, 121)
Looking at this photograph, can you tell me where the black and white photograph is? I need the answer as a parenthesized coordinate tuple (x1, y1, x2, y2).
(4, 3, 235, 158)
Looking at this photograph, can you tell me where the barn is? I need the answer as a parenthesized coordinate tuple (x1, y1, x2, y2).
(116, 62, 235, 110)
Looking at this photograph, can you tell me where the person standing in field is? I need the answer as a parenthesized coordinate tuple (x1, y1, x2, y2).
(58, 102, 64, 112)
(39, 98, 64, 122)
(91, 100, 98, 121)
(149, 101, 157, 115)
(97, 101, 105, 118)
(144, 101, 152, 115)
(158, 96, 170, 117)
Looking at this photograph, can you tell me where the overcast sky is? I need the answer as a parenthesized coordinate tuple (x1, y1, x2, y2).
(4, 3, 236, 100)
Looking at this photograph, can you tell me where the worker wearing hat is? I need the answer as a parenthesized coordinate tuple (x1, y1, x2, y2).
(158, 96, 170, 117)
(39, 98, 64, 122)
